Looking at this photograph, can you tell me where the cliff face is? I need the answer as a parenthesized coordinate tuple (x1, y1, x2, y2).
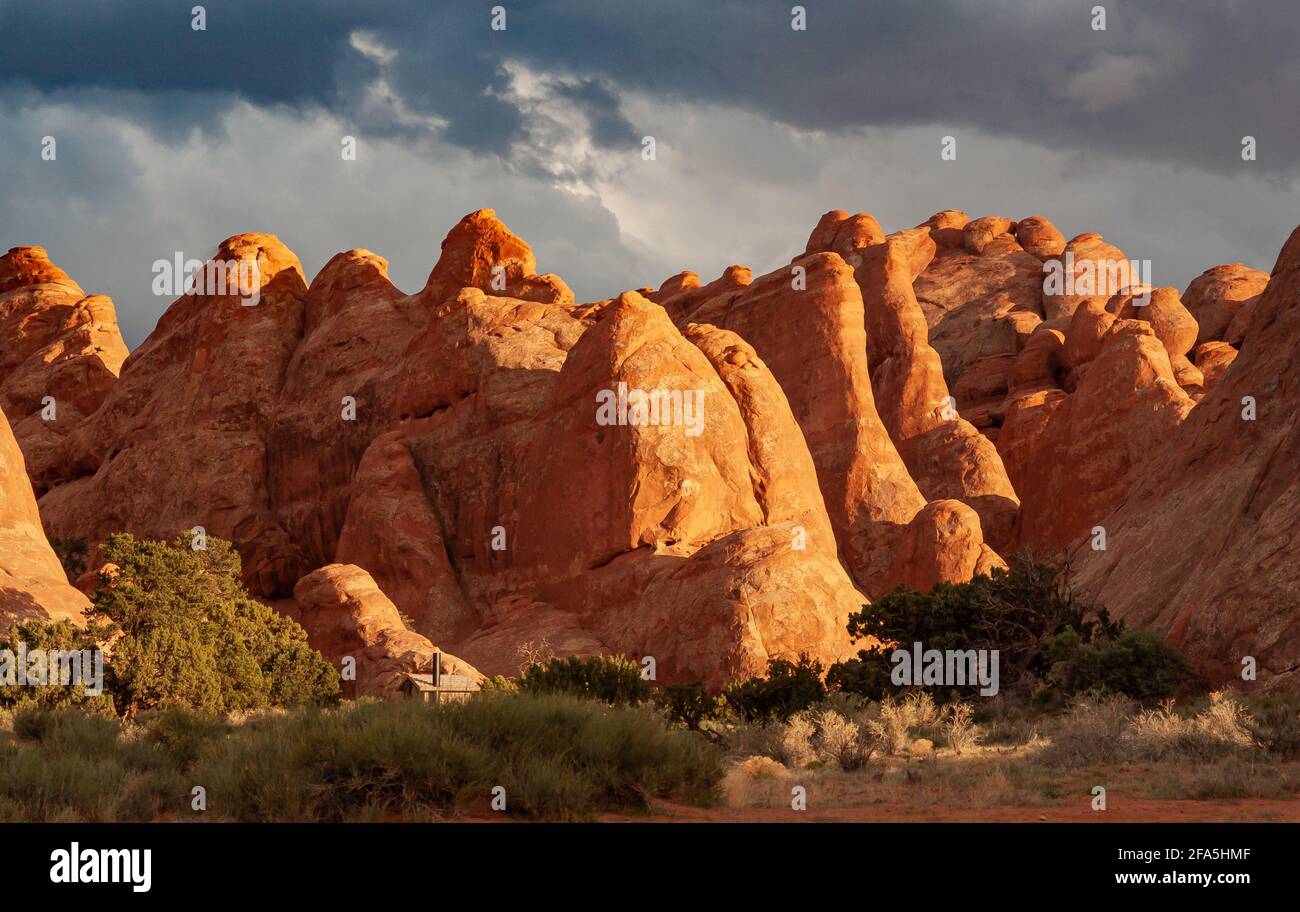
(0, 408, 90, 626)
(6, 213, 1298, 690)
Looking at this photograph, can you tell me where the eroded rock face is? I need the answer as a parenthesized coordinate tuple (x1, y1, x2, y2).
(334, 431, 475, 647)
(38, 234, 310, 597)
(886, 500, 1005, 594)
(849, 236, 1019, 553)
(423, 208, 573, 308)
(0, 247, 127, 489)
(1182, 263, 1269, 347)
(13, 206, 1297, 693)
(964, 216, 1015, 255)
(0, 409, 90, 626)
(1194, 341, 1238, 392)
(1013, 321, 1192, 552)
(293, 563, 482, 699)
(1074, 227, 1300, 689)
(1044, 232, 1135, 321)
(669, 252, 925, 595)
(516, 292, 763, 582)
(913, 232, 1045, 389)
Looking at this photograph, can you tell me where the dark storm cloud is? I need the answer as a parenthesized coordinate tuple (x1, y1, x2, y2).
(2, 1, 1297, 171)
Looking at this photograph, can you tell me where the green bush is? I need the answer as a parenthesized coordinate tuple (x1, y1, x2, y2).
(0, 707, 187, 822)
(517, 654, 650, 705)
(724, 654, 826, 723)
(194, 694, 721, 821)
(828, 560, 1129, 701)
(0, 620, 113, 713)
(1045, 627, 1196, 701)
(48, 536, 88, 580)
(90, 532, 339, 717)
(1245, 694, 1300, 759)
(654, 682, 723, 730)
(0, 695, 722, 822)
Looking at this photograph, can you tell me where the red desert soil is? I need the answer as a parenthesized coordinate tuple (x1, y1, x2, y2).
(597, 798, 1300, 823)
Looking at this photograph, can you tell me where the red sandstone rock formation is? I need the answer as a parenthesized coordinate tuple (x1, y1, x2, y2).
(1011, 319, 1193, 552)
(7, 206, 1298, 694)
(0, 247, 127, 489)
(665, 251, 925, 595)
(1182, 263, 1269, 347)
(0, 409, 90, 625)
(846, 233, 1019, 553)
(294, 563, 482, 699)
(1074, 227, 1300, 689)
(38, 233, 310, 596)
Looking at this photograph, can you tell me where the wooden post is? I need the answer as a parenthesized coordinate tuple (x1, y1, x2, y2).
(433, 652, 442, 705)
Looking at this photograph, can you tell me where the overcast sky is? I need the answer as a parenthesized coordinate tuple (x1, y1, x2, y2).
(2, 0, 1297, 348)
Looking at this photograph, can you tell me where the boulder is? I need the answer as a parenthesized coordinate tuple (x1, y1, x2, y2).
(294, 563, 482, 699)
(1182, 263, 1269, 347)
(1015, 215, 1067, 260)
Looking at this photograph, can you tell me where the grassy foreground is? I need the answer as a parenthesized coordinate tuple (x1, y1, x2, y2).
(0, 694, 723, 822)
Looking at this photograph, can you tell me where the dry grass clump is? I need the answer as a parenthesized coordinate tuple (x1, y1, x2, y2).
(862, 692, 940, 756)
(735, 755, 788, 780)
(728, 692, 955, 771)
(1127, 692, 1257, 760)
(943, 703, 982, 755)
(1039, 691, 1260, 767)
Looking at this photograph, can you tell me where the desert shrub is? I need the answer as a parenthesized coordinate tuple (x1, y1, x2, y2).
(725, 720, 789, 763)
(194, 694, 720, 821)
(1045, 627, 1195, 701)
(0, 695, 722, 822)
(862, 692, 940, 756)
(943, 703, 982, 754)
(1149, 756, 1296, 801)
(828, 560, 1124, 701)
(655, 682, 723, 730)
(0, 706, 187, 821)
(0, 620, 113, 713)
(517, 654, 650, 705)
(781, 713, 818, 768)
(90, 532, 338, 717)
(725, 654, 826, 723)
(810, 708, 871, 770)
(1126, 693, 1257, 761)
(734, 755, 788, 780)
(1245, 694, 1300, 758)
(479, 675, 519, 694)
(137, 705, 231, 768)
(1038, 692, 1260, 767)
(1036, 693, 1135, 766)
(48, 536, 88, 580)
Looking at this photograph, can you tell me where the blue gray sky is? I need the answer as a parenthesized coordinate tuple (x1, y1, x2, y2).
(2, 0, 1297, 347)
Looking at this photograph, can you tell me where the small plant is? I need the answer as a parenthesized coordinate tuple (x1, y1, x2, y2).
(1127, 692, 1257, 761)
(515, 638, 555, 675)
(811, 708, 871, 771)
(863, 692, 939, 756)
(735, 756, 787, 780)
(517, 654, 650, 706)
(724, 654, 826, 723)
(1045, 627, 1196, 701)
(943, 702, 982, 754)
(781, 713, 817, 768)
(48, 536, 89, 581)
(654, 683, 723, 730)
